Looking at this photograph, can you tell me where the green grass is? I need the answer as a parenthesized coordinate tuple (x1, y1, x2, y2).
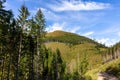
(44, 30, 107, 73)
(85, 58, 120, 80)
(45, 42, 106, 73)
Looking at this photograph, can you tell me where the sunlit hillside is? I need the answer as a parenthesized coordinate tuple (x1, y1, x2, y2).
(86, 58, 120, 80)
(44, 30, 107, 72)
(1, 0, 120, 79)
(45, 30, 106, 47)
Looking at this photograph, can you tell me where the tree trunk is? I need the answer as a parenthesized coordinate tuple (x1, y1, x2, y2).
(7, 54, 11, 80)
(16, 34, 22, 80)
(7, 40, 13, 80)
(28, 37, 34, 80)
(1, 59, 4, 80)
(36, 36, 40, 80)
(31, 52, 34, 80)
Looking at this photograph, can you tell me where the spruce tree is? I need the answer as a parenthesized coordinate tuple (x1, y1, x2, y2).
(34, 9, 46, 80)
(16, 4, 30, 80)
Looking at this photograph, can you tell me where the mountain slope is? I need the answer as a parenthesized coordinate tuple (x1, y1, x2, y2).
(44, 30, 107, 72)
(45, 30, 105, 47)
(85, 58, 120, 80)
(85, 42, 120, 80)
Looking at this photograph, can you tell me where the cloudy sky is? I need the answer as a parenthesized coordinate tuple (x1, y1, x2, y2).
(4, 0, 120, 46)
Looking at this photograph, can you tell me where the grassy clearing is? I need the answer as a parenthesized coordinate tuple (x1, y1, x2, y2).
(45, 42, 105, 72)
(45, 30, 107, 75)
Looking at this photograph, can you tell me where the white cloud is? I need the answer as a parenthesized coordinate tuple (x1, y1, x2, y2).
(4, 2, 10, 9)
(96, 38, 120, 47)
(30, 8, 46, 16)
(46, 22, 81, 33)
(30, 7, 60, 21)
(41, 8, 60, 21)
(70, 26, 81, 33)
(49, 1, 110, 12)
(118, 32, 120, 36)
(97, 38, 109, 44)
(83, 31, 94, 36)
(46, 22, 66, 32)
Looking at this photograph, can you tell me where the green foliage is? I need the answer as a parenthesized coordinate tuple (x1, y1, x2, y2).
(100, 58, 120, 78)
(79, 53, 89, 75)
(0, 1, 109, 80)
(102, 41, 120, 65)
(17, 4, 30, 27)
(50, 49, 66, 80)
(45, 30, 106, 47)
(86, 58, 120, 80)
(45, 42, 106, 72)
(1, 3, 68, 79)
(44, 30, 108, 79)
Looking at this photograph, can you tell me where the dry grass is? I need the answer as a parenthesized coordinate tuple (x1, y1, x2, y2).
(45, 42, 105, 72)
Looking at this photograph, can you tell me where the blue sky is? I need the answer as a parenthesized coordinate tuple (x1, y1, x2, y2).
(4, 0, 120, 46)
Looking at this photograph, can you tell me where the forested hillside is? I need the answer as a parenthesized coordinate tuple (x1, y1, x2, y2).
(44, 26, 120, 80)
(1, 0, 120, 80)
(0, 1, 106, 79)
(44, 30, 107, 72)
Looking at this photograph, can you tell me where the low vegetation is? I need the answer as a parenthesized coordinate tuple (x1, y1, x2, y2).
(44, 31, 107, 71)
(86, 58, 120, 80)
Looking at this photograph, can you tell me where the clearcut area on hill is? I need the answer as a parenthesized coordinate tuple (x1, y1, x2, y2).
(44, 30, 120, 80)
(44, 30, 107, 72)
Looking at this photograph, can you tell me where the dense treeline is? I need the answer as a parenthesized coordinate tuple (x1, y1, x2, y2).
(102, 42, 120, 64)
(0, 0, 66, 80)
(0, 0, 91, 80)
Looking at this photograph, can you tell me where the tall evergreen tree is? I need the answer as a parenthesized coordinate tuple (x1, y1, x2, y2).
(16, 4, 30, 80)
(26, 18, 36, 80)
(34, 9, 46, 80)
(51, 49, 66, 80)
(0, 2, 16, 79)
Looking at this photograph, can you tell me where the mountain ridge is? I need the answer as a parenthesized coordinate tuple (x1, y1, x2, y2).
(45, 30, 106, 48)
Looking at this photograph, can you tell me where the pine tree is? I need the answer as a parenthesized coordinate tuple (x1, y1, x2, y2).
(27, 18, 36, 80)
(16, 4, 30, 80)
(51, 49, 66, 80)
(34, 9, 46, 80)
(0, 1, 16, 79)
